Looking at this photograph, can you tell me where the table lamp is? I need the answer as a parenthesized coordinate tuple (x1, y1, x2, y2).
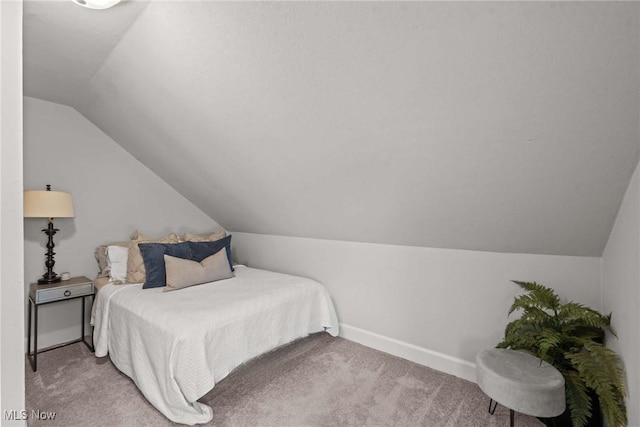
(24, 185, 75, 284)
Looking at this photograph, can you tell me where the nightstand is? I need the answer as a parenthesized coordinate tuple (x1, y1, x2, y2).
(27, 276, 95, 371)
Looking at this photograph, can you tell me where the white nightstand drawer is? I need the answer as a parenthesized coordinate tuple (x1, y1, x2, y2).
(34, 282, 93, 303)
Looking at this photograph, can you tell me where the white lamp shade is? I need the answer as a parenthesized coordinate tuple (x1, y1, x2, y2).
(24, 190, 75, 219)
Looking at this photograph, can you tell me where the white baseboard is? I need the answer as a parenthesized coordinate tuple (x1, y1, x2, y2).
(339, 323, 477, 383)
(24, 322, 92, 352)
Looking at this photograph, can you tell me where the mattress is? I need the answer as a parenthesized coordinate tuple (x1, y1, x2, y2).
(93, 265, 339, 425)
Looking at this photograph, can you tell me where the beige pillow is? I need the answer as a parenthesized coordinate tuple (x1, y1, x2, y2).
(163, 249, 234, 292)
(126, 231, 180, 283)
(182, 230, 226, 242)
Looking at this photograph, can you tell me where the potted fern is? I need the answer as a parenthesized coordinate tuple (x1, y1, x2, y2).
(497, 281, 626, 427)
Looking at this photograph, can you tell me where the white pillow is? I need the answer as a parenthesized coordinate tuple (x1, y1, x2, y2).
(107, 245, 129, 282)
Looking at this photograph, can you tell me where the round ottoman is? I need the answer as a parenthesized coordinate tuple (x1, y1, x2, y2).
(476, 349, 565, 426)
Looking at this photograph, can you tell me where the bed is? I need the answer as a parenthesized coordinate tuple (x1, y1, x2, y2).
(92, 265, 339, 425)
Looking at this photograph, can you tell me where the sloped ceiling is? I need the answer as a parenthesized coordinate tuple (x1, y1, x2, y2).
(23, 0, 149, 107)
(24, 1, 640, 257)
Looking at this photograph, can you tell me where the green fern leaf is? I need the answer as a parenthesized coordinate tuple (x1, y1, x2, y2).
(584, 343, 627, 427)
(537, 329, 562, 360)
(511, 281, 561, 311)
(564, 370, 591, 427)
(566, 343, 627, 427)
(560, 303, 613, 333)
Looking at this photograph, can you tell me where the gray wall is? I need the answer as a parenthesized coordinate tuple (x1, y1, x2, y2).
(602, 161, 640, 425)
(232, 231, 601, 381)
(23, 96, 222, 348)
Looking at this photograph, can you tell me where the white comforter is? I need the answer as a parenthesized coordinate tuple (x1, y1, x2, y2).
(93, 266, 339, 425)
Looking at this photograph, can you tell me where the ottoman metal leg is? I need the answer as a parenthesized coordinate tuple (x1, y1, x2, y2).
(487, 399, 515, 427)
(488, 398, 498, 415)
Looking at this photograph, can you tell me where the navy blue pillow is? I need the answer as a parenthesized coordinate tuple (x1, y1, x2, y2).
(187, 234, 234, 271)
(139, 242, 192, 289)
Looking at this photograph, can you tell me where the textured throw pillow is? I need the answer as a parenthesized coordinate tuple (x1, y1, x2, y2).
(182, 230, 226, 242)
(187, 234, 234, 271)
(164, 248, 234, 292)
(126, 232, 180, 284)
(138, 242, 192, 289)
(107, 245, 129, 282)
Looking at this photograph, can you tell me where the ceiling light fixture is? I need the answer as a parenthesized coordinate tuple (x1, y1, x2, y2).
(72, 0, 121, 10)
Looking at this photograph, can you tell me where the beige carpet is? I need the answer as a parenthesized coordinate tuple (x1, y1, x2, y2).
(26, 334, 544, 426)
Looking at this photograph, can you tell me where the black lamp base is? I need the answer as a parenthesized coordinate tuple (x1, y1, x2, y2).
(39, 219, 61, 285)
(38, 274, 61, 284)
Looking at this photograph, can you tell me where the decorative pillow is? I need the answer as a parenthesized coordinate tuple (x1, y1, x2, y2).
(182, 230, 226, 242)
(164, 248, 234, 292)
(126, 231, 180, 283)
(107, 245, 129, 282)
(95, 240, 129, 278)
(138, 242, 192, 289)
(187, 234, 233, 271)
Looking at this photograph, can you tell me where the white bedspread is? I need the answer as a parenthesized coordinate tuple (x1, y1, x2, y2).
(93, 266, 339, 425)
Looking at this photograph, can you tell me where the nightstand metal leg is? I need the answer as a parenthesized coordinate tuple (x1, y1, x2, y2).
(81, 295, 85, 343)
(27, 299, 38, 372)
(34, 304, 38, 371)
(27, 301, 31, 358)
(80, 295, 94, 352)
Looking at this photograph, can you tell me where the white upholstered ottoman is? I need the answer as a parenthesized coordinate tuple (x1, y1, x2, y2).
(476, 349, 565, 426)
